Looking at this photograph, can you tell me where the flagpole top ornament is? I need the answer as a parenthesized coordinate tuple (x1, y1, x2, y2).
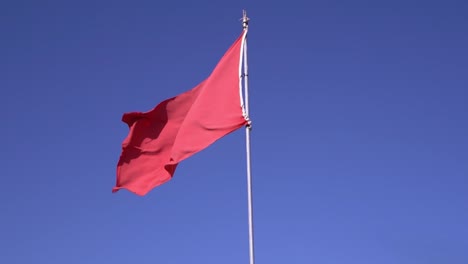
(242, 10, 249, 29)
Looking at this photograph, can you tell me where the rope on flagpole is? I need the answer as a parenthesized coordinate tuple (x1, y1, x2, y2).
(241, 9, 255, 264)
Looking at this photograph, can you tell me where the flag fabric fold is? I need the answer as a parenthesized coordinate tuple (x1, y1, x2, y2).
(113, 32, 248, 196)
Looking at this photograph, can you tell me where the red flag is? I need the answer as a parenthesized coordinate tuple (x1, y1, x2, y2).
(113, 32, 248, 196)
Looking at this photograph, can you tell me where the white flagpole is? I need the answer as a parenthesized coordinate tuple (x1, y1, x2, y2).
(242, 10, 255, 264)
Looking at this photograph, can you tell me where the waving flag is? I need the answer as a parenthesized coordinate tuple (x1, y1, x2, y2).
(113, 32, 248, 196)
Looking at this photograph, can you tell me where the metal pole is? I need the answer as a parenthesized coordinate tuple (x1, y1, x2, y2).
(242, 10, 255, 264)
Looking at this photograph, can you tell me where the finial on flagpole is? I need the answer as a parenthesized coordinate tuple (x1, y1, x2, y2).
(242, 9, 250, 29)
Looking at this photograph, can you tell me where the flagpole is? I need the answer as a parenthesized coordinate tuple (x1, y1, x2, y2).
(242, 10, 255, 264)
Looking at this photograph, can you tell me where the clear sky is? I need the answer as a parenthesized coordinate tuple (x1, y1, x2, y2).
(1, 1, 467, 263)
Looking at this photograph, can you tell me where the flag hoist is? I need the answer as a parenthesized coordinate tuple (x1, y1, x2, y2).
(113, 10, 256, 264)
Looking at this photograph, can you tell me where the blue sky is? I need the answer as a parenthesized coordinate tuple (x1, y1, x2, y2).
(1, 0, 467, 263)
